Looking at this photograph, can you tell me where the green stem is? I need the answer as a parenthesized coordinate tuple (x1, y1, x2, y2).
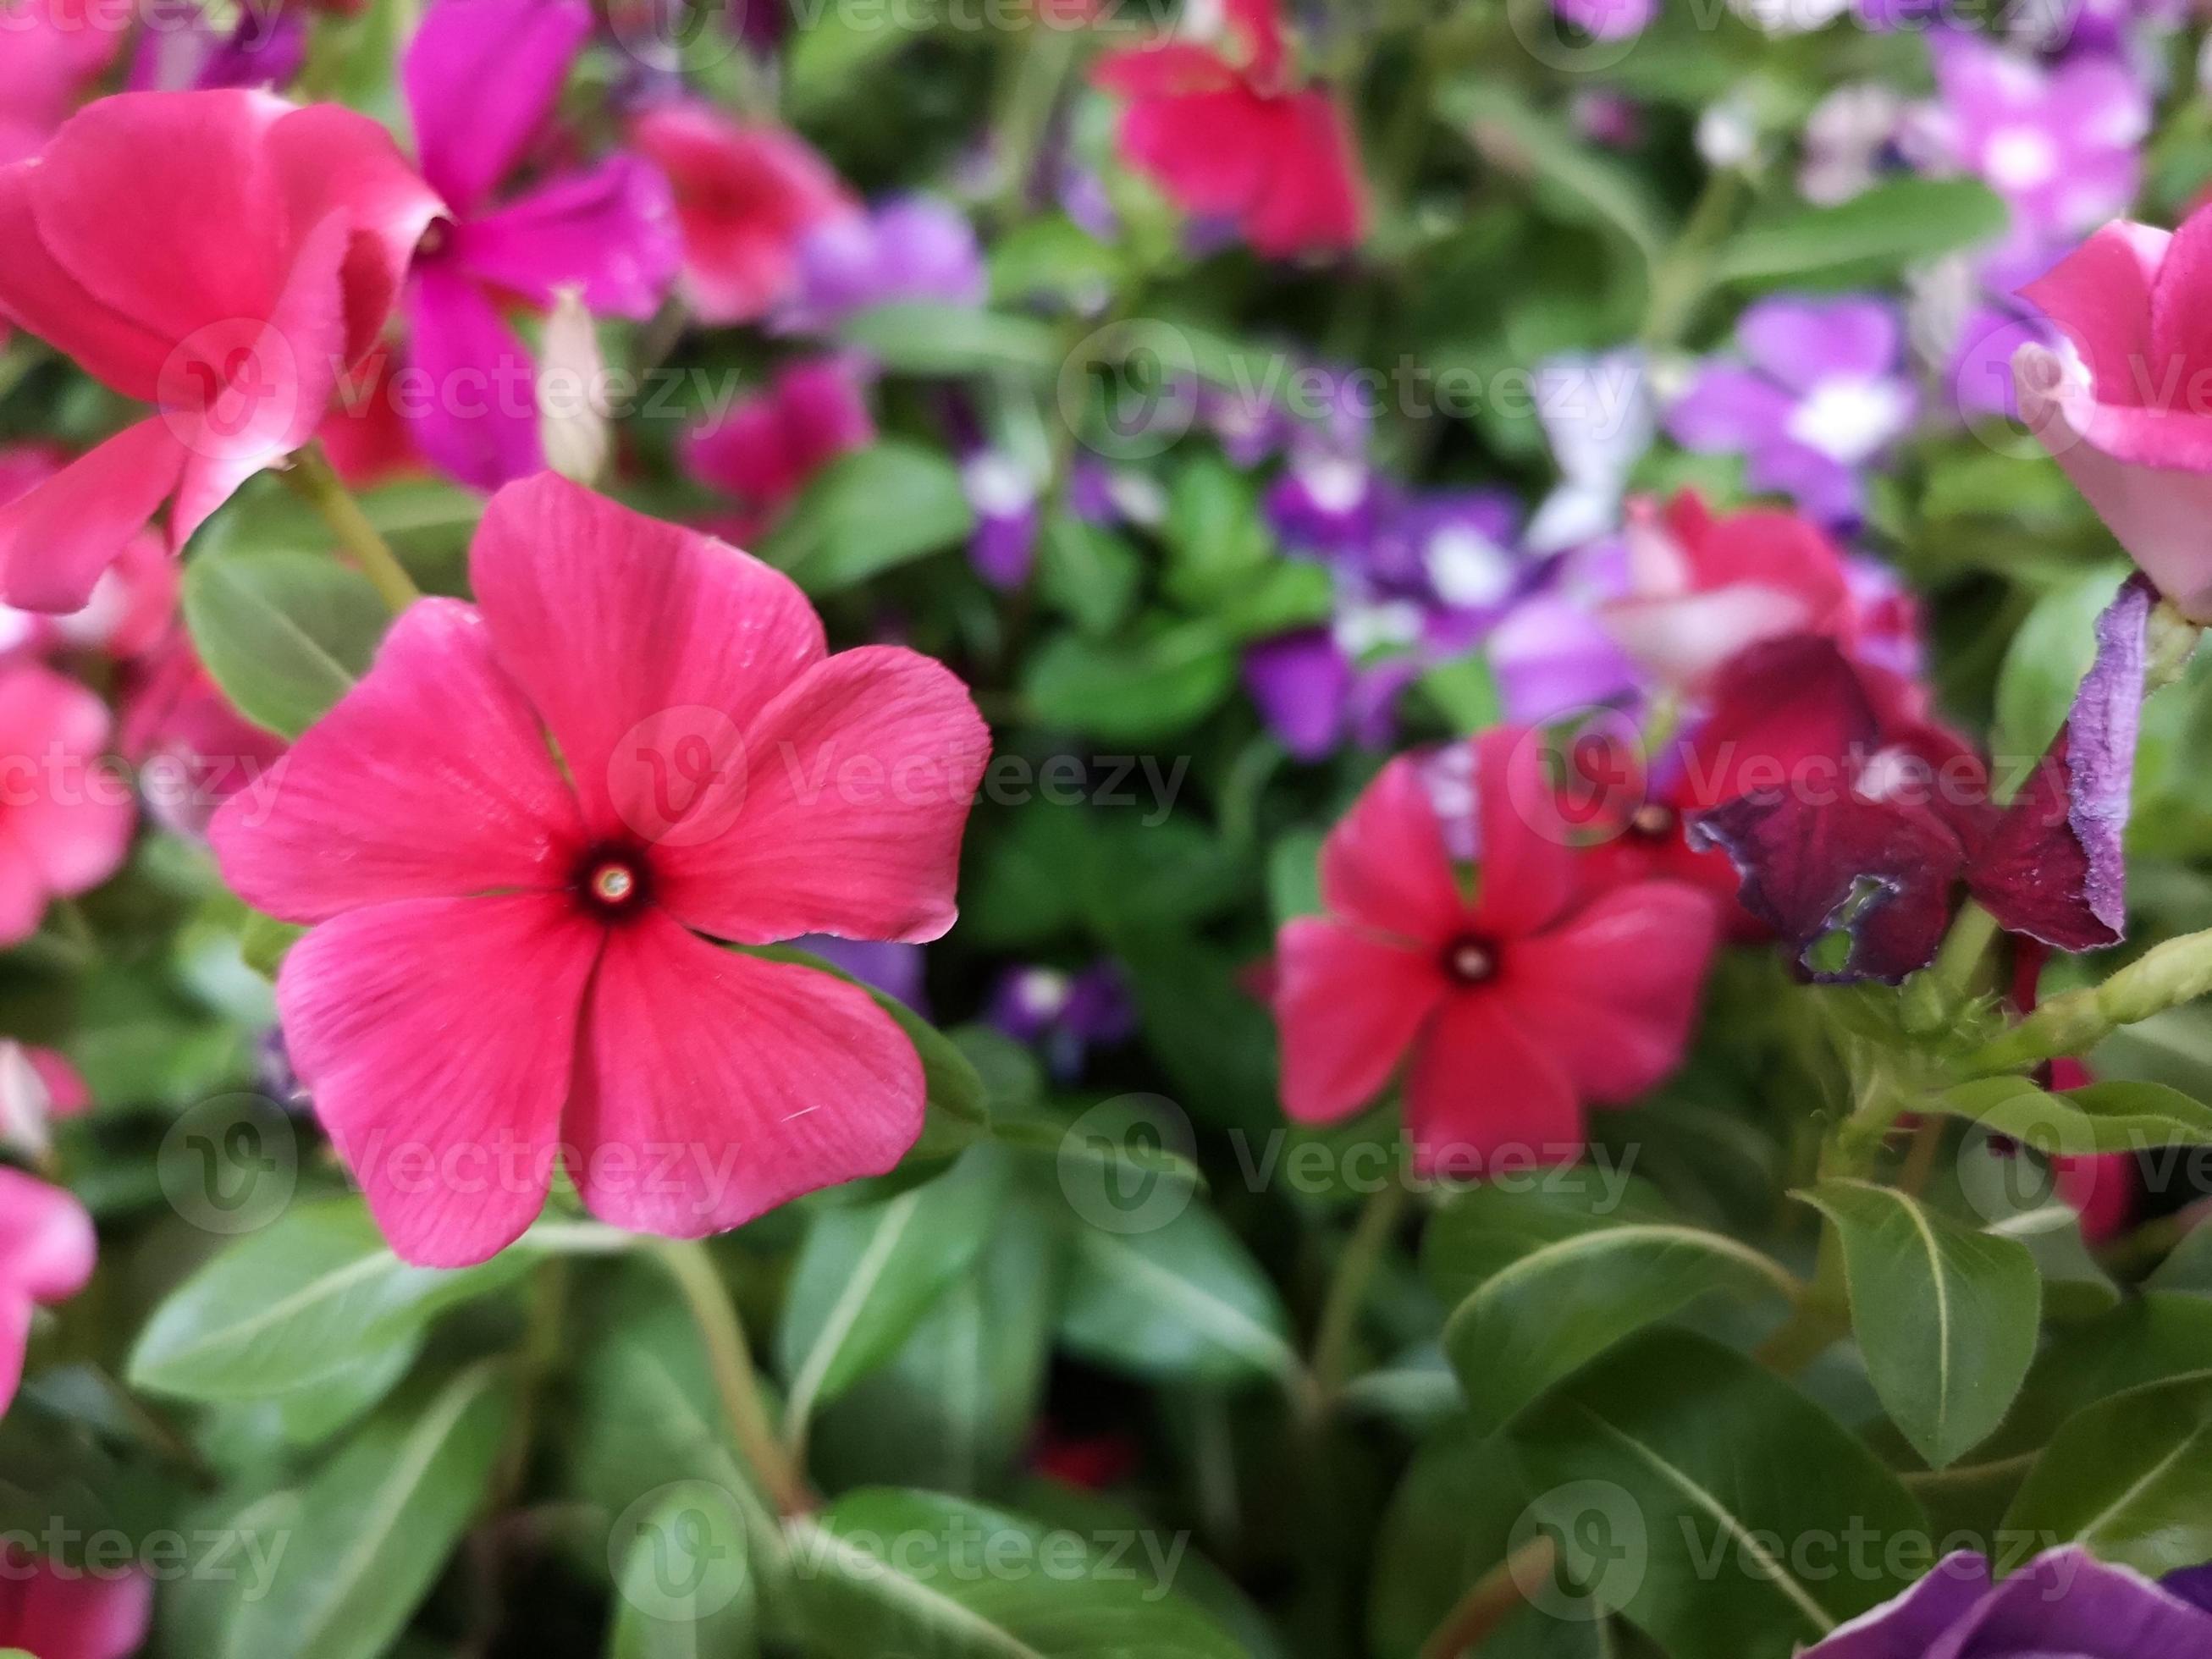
(1641, 167, 1745, 348)
(285, 441, 420, 613)
(652, 1240, 814, 1518)
(1311, 1173, 1412, 1402)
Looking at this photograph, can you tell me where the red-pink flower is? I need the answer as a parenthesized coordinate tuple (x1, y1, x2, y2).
(1092, 0, 1365, 259)
(630, 101, 855, 326)
(0, 90, 441, 612)
(118, 633, 289, 838)
(211, 473, 990, 1266)
(1600, 492, 1854, 688)
(0, 1042, 91, 1160)
(682, 356, 876, 543)
(0, 1167, 96, 1416)
(2014, 213, 2212, 620)
(0, 1547, 151, 1659)
(0, 663, 135, 945)
(1272, 729, 1719, 1174)
(0, 447, 176, 661)
(0, 0, 122, 165)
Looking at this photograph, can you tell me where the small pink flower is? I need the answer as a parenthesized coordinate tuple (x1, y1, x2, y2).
(0, 1042, 91, 1160)
(0, 663, 135, 945)
(682, 356, 876, 543)
(2013, 212, 2212, 620)
(1272, 729, 1718, 1175)
(0, 0, 123, 165)
(1092, 0, 1365, 259)
(211, 473, 990, 1266)
(0, 1167, 97, 1416)
(0, 1546, 152, 1659)
(0, 447, 177, 661)
(118, 633, 289, 838)
(1600, 491, 1854, 688)
(630, 101, 855, 326)
(0, 90, 442, 612)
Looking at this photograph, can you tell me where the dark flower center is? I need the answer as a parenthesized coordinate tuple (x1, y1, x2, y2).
(576, 844, 653, 919)
(1629, 802, 1675, 841)
(1442, 935, 1498, 986)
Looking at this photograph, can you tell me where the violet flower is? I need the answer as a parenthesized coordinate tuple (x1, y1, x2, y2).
(1801, 1549, 2212, 1657)
(399, 0, 680, 489)
(797, 936, 929, 1015)
(963, 449, 1044, 590)
(126, 3, 308, 89)
(777, 196, 988, 334)
(1525, 348, 1654, 555)
(1666, 295, 1917, 526)
(1553, 0, 1655, 40)
(990, 962, 1135, 1079)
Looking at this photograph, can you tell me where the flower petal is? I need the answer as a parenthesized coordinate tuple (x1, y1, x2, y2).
(1738, 296, 1900, 391)
(447, 155, 680, 322)
(1274, 916, 1444, 1124)
(1319, 752, 1465, 944)
(1507, 882, 1718, 1103)
(1404, 995, 1583, 1177)
(566, 915, 923, 1237)
(403, 0, 591, 217)
(277, 893, 600, 1266)
(0, 419, 185, 614)
(0, 159, 172, 398)
(655, 645, 989, 945)
(211, 598, 586, 923)
(0, 1166, 97, 1304)
(402, 263, 545, 492)
(2019, 219, 2165, 408)
(1797, 1553, 1992, 1658)
(1467, 728, 1580, 937)
(469, 471, 828, 843)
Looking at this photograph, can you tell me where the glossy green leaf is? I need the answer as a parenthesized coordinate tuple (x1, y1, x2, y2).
(181, 546, 389, 738)
(2003, 1371, 2212, 1575)
(784, 1488, 1244, 1657)
(1711, 178, 2011, 288)
(840, 302, 1062, 378)
(1992, 565, 2134, 766)
(1437, 80, 1670, 264)
(609, 1480, 758, 1659)
(763, 441, 974, 594)
(1057, 1204, 1299, 1386)
(1932, 1076, 2212, 1154)
(1509, 1331, 1926, 1659)
(127, 1199, 537, 1401)
(1023, 622, 1239, 742)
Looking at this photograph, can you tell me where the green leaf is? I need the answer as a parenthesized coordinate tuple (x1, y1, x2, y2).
(1266, 830, 1324, 927)
(784, 1489, 1244, 1657)
(1933, 1076, 2212, 1154)
(127, 1199, 536, 1402)
(609, 1481, 758, 1659)
(1983, 1292, 2212, 1458)
(839, 302, 1063, 378)
(1037, 515, 1142, 637)
(762, 442, 974, 594)
(215, 1364, 511, 1659)
(1437, 80, 1670, 265)
(1162, 455, 1271, 609)
(1057, 1203, 1299, 1386)
(181, 546, 389, 737)
(1432, 1183, 1798, 1436)
(1992, 565, 2134, 765)
(2003, 1371, 2212, 1575)
(1023, 622, 1239, 741)
(1509, 1331, 1926, 1659)
(1711, 178, 2011, 288)
(776, 1151, 1010, 1432)
(1802, 1181, 2040, 1469)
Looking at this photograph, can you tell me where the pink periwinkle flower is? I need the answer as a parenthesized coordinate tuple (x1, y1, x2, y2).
(0, 0, 124, 165)
(0, 90, 441, 613)
(119, 632, 288, 839)
(0, 1547, 150, 1659)
(1272, 729, 1719, 1174)
(2013, 210, 2212, 620)
(628, 100, 854, 326)
(0, 1167, 97, 1416)
(210, 473, 991, 1267)
(0, 448, 176, 662)
(0, 663, 135, 945)
(681, 356, 876, 543)
(398, 0, 681, 489)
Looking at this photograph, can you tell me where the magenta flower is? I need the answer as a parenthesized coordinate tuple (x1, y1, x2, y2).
(1666, 296, 1917, 525)
(0, 663, 135, 945)
(211, 474, 990, 1267)
(0, 1547, 149, 1659)
(682, 356, 875, 543)
(1803, 1549, 2212, 1658)
(0, 0, 119, 165)
(776, 196, 988, 335)
(0, 1166, 96, 1416)
(399, 0, 680, 489)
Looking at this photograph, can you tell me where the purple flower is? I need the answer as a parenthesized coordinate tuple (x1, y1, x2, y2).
(777, 196, 988, 334)
(990, 962, 1135, 1079)
(1526, 349, 1654, 554)
(962, 449, 1042, 590)
(1553, 0, 1654, 40)
(127, 3, 308, 89)
(1666, 295, 1917, 525)
(797, 936, 929, 1016)
(399, 0, 680, 490)
(1799, 84, 1907, 205)
(1907, 31, 2148, 243)
(1801, 1549, 2212, 1658)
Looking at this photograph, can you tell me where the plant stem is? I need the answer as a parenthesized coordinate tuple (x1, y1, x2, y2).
(1312, 1173, 1411, 1403)
(652, 1239, 814, 1518)
(1641, 166, 1745, 348)
(1416, 1533, 1557, 1659)
(285, 441, 420, 613)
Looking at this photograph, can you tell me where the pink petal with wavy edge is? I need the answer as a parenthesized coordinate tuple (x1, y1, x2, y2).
(0, 160, 172, 398)
(1507, 882, 1718, 1103)
(469, 472, 827, 841)
(0, 1553, 154, 1659)
(403, 0, 590, 217)
(1405, 995, 1584, 1177)
(1242, 91, 1365, 256)
(1466, 728, 1581, 937)
(0, 1166, 97, 1304)
(0, 419, 185, 614)
(403, 262, 546, 492)
(654, 645, 987, 945)
(448, 155, 679, 322)
(2019, 220, 2166, 409)
(565, 912, 922, 1237)
(278, 893, 602, 1267)
(212, 598, 586, 923)
(1274, 916, 1444, 1123)
(1318, 754, 1465, 944)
